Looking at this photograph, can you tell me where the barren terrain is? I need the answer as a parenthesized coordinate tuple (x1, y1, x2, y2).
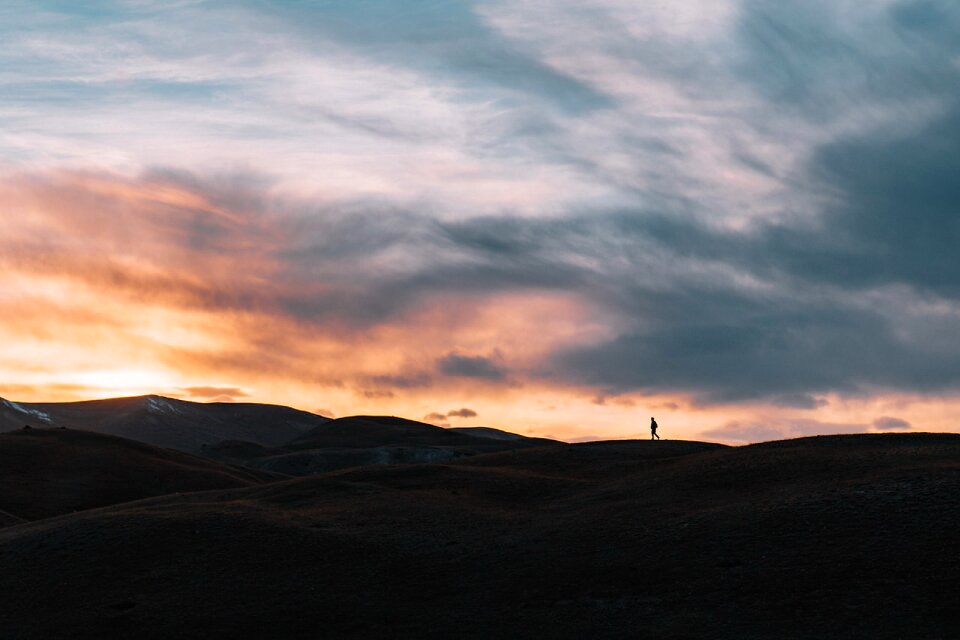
(2, 429, 958, 639)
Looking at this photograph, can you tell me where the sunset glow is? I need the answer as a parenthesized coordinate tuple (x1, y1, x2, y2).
(2, 1, 959, 442)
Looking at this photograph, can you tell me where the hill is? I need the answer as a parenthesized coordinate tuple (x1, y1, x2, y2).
(0, 396, 328, 453)
(0, 433, 957, 638)
(286, 415, 551, 450)
(0, 427, 280, 520)
(0, 510, 22, 528)
(449, 425, 538, 441)
(216, 415, 561, 475)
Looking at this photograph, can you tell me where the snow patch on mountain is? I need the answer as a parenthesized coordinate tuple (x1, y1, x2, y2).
(146, 396, 183, 416)
(4, 400, 53, 424)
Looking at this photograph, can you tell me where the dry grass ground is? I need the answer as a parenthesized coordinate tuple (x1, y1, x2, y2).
(0, 428, 281, 520)
(0, 433, 957, 639)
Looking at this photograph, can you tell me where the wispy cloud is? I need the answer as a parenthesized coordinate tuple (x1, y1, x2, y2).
(180, 386, 249, 400)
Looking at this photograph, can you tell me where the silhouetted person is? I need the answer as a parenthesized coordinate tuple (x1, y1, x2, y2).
(650, 417, 660, 440)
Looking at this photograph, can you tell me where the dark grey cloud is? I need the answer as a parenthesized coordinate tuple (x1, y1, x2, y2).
(553, 297, 938, 404)
(363, 373, 433, 390)
(351, 372, 432, 402)
(447, 408, 477, 418)
(809, 109, 960, 295)
(437, 353, 506, 381)
(549, 204, 960, 403)
(873, 416, 911, 431)
(771, 394, 829, 410)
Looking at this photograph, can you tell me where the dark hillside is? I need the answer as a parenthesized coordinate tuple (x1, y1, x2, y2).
(287, 415, 548, 451)
(0, 428, 281, 520)
(263, 415, 560, 474)
(0, 433, 957, 639)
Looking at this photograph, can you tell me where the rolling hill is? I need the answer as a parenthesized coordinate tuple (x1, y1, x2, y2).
(210, 415, 561, 475)
(286, 415, 553, 450)
(0, 427, 281, 520)
(0, 510, 22, 528)
(1, 432, 957, 638)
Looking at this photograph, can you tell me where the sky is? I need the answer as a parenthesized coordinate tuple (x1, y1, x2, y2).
(2, 0, 959, 443)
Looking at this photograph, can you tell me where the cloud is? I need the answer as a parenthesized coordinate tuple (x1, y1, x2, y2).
(770, 394, 829, 410)
(0, 384, 90, 400)
(703, 418, 870, 444)
(551, 278, 960, 404)
(315, 408, 335, 419)
(873, 416, 911, 430)
(262, 0, 612, 114)
(360, 390, 395, 399)
(423, 412, 450, 427)
(423, 408, 478, 427)
(436, 353, 507, 381)
(363, 373, 433, 391)
(736, 0, 960, 117)
(180, 386, 249, 400)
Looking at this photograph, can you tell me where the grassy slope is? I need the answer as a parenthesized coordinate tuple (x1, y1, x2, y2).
(0, 428, 282, 520)
(0, 433, 957, 639)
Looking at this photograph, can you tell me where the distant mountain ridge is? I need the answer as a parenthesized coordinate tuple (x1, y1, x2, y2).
(0, 397, 552, 473)
(0, 395, 328, 453)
